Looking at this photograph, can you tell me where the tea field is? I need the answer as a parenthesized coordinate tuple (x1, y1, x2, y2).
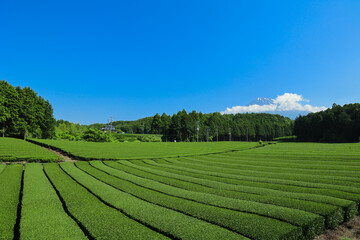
(1, 138, 360, 239)
(28, 138, 257, 160)
(0, 138, 59, 162)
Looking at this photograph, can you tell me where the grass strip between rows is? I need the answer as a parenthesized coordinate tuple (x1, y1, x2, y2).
(60, 162, 247, 240)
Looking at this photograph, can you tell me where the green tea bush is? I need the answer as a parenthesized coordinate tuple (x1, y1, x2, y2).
(0, 165, 23, 239)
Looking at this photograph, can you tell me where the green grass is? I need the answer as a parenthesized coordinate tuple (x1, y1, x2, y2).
(0, 164, 6, 174)
(0, 138, 59, 162)
(0, 164, 23, 239)
(20, 163, 86, 240)
(30, 138, 257, 160)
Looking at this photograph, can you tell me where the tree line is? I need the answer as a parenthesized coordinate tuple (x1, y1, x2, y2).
(0, 80, 56, 139)
(294, 103, 360, 142)
(151, 110, 293, 142)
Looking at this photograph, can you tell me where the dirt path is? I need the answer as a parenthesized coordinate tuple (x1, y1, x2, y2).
(315, 216, 360, 240)
(41, 146, 77, 162)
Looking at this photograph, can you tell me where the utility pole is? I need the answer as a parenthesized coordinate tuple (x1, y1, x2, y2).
(143, 123, 145, 134)
(229, 127, 231, 141)
(196, 121, 199, 142)
(246, 127, 249, 142)
(110, 116, 113, 132)
(206, 128, 210, 142)
(2, 126, 6, 138)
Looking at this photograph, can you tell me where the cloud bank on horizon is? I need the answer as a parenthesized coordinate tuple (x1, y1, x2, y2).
(222, 93, 327, 115)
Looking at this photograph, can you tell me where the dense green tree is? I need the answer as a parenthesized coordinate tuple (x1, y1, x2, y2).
(151, 113, 162, 134)
(160, 113, 171, 136)
(159, 110, 293, 142)
(54, 120, 88, 140)
(82, 128, 115, 142)
(294, 103, 360, 142)
(0, 80, 56, 139)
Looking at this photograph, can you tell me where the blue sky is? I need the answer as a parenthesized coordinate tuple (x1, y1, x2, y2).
(1, 1, 360, 124)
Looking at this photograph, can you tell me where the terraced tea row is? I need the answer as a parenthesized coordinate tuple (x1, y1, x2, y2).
(0, 138, 59, 162)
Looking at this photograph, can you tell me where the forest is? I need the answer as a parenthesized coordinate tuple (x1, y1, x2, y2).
(294, 103, 360, 142)
(0, 80, 55, 139)
(90, 111, 293, 142)
(151, 110, 293, 142)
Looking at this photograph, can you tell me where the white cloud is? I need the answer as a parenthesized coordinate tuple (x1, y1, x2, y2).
(221, 93, 327, 114)
(222, 104, 277, 114)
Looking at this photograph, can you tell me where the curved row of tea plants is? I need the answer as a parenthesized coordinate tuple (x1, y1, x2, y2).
(107, 160, 345, 229)
(44, 163, 166, 239)
(75, 161, 302, 240)
(137, 160, 357, 220)
(60, 162, 245, 240)
(92, 161, 323, 239)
